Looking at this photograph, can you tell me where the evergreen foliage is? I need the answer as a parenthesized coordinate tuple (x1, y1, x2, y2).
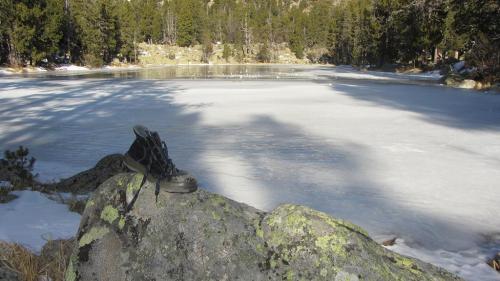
(256, 43, 271, 63)
(222, 43, 232, 62)
(0, 0, 497, 81)
(0, 146, 37, 188)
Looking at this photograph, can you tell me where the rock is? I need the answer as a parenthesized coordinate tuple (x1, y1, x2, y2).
(444, 75, 462, 87)
(452, 61, 465, 72)
(45, 154, 129, 193)
(67, 173, 462, 281)
(444, 76, 484, 90)
(459, 79, 477, 89)
(382, 237, 398, 246)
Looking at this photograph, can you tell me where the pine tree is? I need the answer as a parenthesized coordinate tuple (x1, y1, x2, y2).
(288, 7, 305, 59)
(176, 0, 196, 46)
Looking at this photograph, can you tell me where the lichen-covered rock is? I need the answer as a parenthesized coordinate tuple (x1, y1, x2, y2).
(46, 154, 129, 193)
(67, 173, 462, 281)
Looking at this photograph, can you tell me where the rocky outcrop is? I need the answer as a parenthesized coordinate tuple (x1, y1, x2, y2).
(45, 154, 129, 193)
(443, 75, 491, 90)
(67, 173, 462, 281)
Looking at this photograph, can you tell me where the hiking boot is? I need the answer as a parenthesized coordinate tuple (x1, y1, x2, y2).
(124, 125, 198, 196)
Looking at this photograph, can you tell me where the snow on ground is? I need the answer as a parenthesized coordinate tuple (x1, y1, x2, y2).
(54, 64, 90, 72)
(0, 68, 13, 75)
(385, 238, 500, 281)
(0, 190, 81, 252)
(0, 67, 499, 279)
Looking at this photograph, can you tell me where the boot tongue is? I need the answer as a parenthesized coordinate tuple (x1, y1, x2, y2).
(148, 131, 178, 178)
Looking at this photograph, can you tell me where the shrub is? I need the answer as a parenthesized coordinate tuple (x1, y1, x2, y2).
(222, 44, 232, 62)
(201, 33, 213, 63)
(256, 43, 272, 63)
(290, 40, 304, 59)
(82, 53, 103, 68)
(307, 48, 329, 64)
(1, 146, 37, 188)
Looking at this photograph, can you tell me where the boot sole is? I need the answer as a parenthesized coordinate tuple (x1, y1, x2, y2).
(133, 125, 150, 138)
(123, 154, 198, 193)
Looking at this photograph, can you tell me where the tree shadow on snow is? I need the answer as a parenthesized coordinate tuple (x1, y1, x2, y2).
(321, 79, 500, 131)
(0, 77, 497, 266)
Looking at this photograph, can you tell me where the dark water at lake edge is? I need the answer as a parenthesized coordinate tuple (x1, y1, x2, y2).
(15, 65, 318, 80)
(3, 64, 444, 87)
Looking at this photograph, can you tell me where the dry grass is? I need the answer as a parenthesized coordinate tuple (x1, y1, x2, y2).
(0, 239, 73, 281)
(489, 258, 500, 271)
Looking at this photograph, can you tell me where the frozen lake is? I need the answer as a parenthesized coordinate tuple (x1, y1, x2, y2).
(1, 66, 499, 280)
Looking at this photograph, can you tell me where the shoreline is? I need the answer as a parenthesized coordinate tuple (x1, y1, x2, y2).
(0, 63, 497, 92)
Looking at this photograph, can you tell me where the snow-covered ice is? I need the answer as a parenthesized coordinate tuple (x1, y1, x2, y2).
(0, 66, 499, 279)
(307, 65, 443, 82)
(0, 190, 81, 252)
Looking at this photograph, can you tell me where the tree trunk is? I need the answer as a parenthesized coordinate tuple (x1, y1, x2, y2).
(7, 40, 19, 67)
(433, 47, 439, 64)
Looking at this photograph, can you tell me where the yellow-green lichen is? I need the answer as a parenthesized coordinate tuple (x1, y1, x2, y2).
(316, 211, 369, 237)
(85, 200, 95, 209)
(315, 233, 348, 257)
(126, 174, 144, 199)
(287, 270, 294, 280)
(256, 243, 265, 254)
(79, 226, 110, 247)
(254, 219, 264, 239)
(256, 227, 264, 239)
(210, 196, 226, 206)
(117, 176, 125, 187)
(394, 256, 422, 275)
(211, 211, 221, 220)
(118, 217, 126, 229)
(320, 268, 328, 277)
(286, 212, 309, 231)
(210, 195, 233, 213)
(270, 259, 277, 269)
(100, 205, 119, 224)
(65, 260, 76, 281)
(280, 204, 369, 238)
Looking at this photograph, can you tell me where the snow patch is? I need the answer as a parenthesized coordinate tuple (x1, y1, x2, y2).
(453, 61, 466, 72)
(54, 64, 89, 72)
(386, 239, 500, 281)
(0, 190, 81, 253)
(0, 181, 12, 190)
(0, 68, 14, 75)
